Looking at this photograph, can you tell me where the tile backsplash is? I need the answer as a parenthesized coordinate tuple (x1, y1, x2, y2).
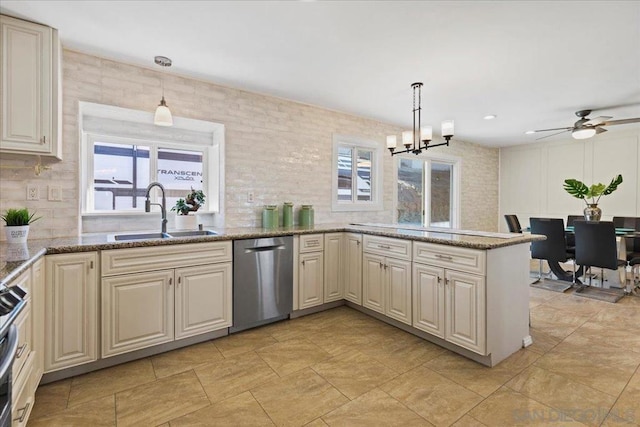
(0, 49, 499, 240)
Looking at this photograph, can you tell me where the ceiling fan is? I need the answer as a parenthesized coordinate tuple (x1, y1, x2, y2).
(527, 109, 640, 140)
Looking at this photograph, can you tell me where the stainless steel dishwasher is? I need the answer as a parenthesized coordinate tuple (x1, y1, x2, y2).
(231, 236, 293, 333)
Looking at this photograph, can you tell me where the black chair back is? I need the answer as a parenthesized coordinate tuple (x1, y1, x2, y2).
(613, 217, 640, 261)
(504, 215, 522, 233)
(567, 215, 584, 226)
(574, 221, 619, 270)
(530, 218, 569, 262)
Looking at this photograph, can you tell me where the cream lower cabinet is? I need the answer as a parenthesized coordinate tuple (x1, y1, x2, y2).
(31, 257, 45, 384)
(298, 234, 325, 309)
(324, 233, 343, 303)
(343, 233, 362, 304)
(413, 242, 486, 355)
(362, 236, 412, 325)
(101, 242, 232, 358)
(45, 252, 98, 372)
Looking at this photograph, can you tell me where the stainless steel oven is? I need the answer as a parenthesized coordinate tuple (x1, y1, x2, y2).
(0, 324, 18, 427)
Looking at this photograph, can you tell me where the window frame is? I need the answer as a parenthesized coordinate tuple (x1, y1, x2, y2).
(331, 134, 383, 212)
(79, 102, 224, 217)
(393, 152, 461, 229)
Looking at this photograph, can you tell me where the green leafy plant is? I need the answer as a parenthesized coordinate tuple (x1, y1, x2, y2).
(563, 174, 623, 205)
(171, 188, 206, 215)
(1, 208, 41, 226)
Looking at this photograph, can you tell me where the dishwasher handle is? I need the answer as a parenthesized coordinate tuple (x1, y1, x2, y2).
(245, 245, 286, 253)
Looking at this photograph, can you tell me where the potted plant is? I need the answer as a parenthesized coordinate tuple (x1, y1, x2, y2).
(1, 208, 41, 243)
(563, 174, 623, 221)
(171, 188, 205, 229)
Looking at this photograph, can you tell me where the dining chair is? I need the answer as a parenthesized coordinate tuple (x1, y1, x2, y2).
(530, 218, 575, 282)
(504, 214, 523, 233)
(565, 215, 584, 255)
(574, 221, 626, 288)
(613, 217, 640, 261)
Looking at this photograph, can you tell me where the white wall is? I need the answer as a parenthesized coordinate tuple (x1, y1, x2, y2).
(499, 129, 640, 230)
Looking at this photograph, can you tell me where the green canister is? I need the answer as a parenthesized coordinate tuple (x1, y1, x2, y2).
(262, 205, 278, 229)
(299, 204, 314, 227)
(283, 202, 294, 227)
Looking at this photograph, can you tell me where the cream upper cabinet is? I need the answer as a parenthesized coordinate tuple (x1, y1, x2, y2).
(412, 263, 445, 338)
(298, 251, 324, 309)
(45, 252, 98, 372)
(175, 263, 232, 340)
(323, 233, 343, 303)
(444, 269, 486, 354)
(343, 233, 362, 305)
(0, 15, 61, 158)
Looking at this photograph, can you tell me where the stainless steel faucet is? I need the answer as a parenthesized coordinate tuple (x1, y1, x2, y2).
(145, 182, 167, 234)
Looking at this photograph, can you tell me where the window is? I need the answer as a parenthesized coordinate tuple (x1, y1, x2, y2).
(396, 155, 460, 228)
(332, 135, 382, 211)
(80, 102, 223, 215)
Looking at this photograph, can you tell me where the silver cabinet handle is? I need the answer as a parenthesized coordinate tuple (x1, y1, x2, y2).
(14, 402, 31, 423)
(308, 240, 319, 246)
(16, 343, 27, 359)
(302, 260, 306, 266)
(357, 241, 361, 246)
(41, 136, 46, 144)
(384, 264, 388, 270)
(178, 277, 181, 285)
(169, 278, 173, 286)
(437, 276, 442, 283)
(435, 254, 453, 261)
(90, 260, 94, 269)
(378, 244, 391, 249)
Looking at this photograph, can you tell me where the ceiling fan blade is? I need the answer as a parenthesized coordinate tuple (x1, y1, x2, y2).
(583, 116, 612, 126)
(601, 118, 640, 126)
(595, 127, 607, 134)
(530, 127, 573, 133)
(535, 130, 570, 140)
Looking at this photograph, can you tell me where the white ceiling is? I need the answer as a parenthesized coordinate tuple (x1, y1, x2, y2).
(2, 1, 639, 147)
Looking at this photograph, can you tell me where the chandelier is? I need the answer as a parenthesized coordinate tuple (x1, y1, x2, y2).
(387, 82, 454, 155)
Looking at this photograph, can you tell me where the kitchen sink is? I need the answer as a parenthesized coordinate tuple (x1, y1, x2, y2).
(168, 230, 218, 237)
(111, 232, 172, 241)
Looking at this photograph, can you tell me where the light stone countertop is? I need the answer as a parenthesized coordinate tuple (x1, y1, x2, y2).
(0, 223, 544, 287)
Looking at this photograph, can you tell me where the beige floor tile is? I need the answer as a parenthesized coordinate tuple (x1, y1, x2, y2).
(534, 344, 639, 396)
(256, 337, 332, 376)
(214, 328, 278, 357)
(311, 348, 399, 399)
(357, 336, 445, 374)
(589, 306, 640, 330)
(305, 325, 374, 356)
(450, 414, 487, 426)
(529, 304, 593, 340)
(305, 418, 329, 426)
(29, 378, 71, 420)
(27, 395, 116, 427)
(567, 321, 640, 354)
(194, 351, 278, 403)
(115, 370, 210, 427)
(168, 391, 274, 426)
(321, 388, 431, 426)
(251, 368, 349, 426)
(506, 366, 616, 426)
(529, 287, 559, 308)
(151, 341, 224, 378)
(544, 294, 609, 316)
(527, 327, 562, 355)
(426, 349, 540, 397)
(610, 368, 640, 424)
(380, 364, 483, 426)
(600, 413, 639, 426)
(469, 386, 586, 426)
(68, 358, 156, 406)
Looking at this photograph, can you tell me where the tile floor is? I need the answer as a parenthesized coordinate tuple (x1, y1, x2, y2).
(28, 288, 640, 426)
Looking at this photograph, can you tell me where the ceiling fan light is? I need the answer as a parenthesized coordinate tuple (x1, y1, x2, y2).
(571, 127, 596, 140)
(154, 97, 173, 127)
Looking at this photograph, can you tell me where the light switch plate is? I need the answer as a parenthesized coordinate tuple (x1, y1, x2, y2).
(247, 192, 255, 203)
(27, 185, 39, 201)
(48, 185, 63, 201)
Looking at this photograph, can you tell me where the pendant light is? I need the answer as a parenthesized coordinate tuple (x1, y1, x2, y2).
(154, 56, 173, 127)
(387, 82, 455, 155)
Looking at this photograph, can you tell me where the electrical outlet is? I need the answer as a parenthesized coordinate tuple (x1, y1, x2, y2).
(48, 185, 63, 201)
(247, 192, 255, 203)
(26, 185, 39, 201)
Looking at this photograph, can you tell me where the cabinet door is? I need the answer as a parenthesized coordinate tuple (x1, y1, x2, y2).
(385, 257, 412, 325)
(362, 253, 385, 314)
(31, 257, 45, 386)
(45, 253, 98, 372)
(413, 263, 445, 337)
(299, 252, 324, 309)
(175, 263, 232, 339)
(324, 233, 343, 303)
(343, 233, 362, 305)
(0, 15, 52, 154)
(102, 270, 174, 358)
(445, 270, 486, 354)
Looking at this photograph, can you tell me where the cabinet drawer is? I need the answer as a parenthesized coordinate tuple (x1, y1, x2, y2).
(413, 242, 486, 275)
(12, 351, 35, 427)
(12, 303, 32, 381)
(102, 241, 232, 276)
(363, 235, 411, 261)
(299, 234, 324, 253)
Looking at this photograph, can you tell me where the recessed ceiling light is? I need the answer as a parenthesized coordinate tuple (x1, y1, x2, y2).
(483, 114, 497, 120)
(525, 130, 535, 135)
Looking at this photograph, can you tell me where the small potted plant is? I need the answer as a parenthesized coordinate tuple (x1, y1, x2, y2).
(171, 188, 205, 229)
(563, 174, 623, 221)
(1, 208, 41, 243)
